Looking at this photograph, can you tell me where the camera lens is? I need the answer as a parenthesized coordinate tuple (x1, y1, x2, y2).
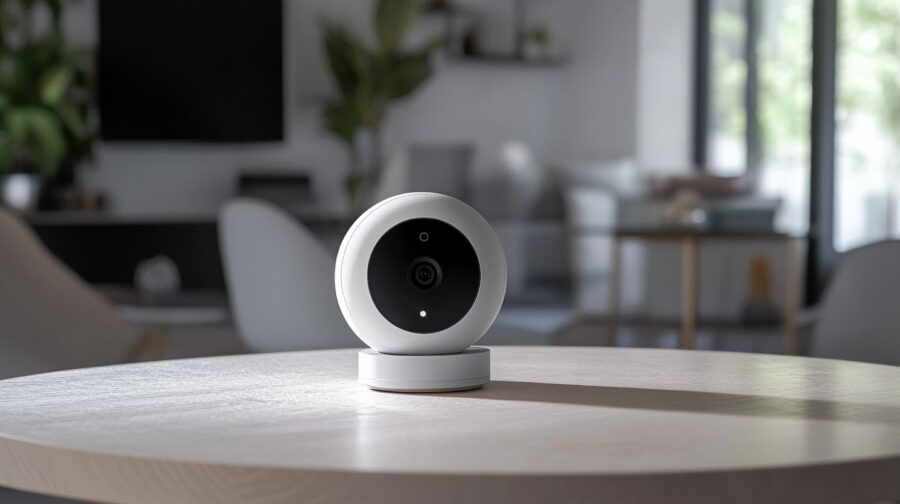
(416, 265, 434, 284)
(409, 257, 442, 290)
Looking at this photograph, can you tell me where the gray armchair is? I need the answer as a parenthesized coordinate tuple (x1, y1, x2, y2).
(809, 240, 900, 365)
(0, 208, 138, 380)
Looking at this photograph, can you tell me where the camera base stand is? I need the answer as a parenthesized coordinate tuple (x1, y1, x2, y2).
(358, 347, 490, 393)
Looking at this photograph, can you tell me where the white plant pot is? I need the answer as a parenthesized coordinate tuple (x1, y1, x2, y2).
(0, 173, 44, 212)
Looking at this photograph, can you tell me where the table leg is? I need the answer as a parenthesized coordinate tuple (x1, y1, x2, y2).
(147, 329, 169, 361)
(681, 237, 698, 350)
(124, 327, 169, 363)
(783, 239, 799, 355)
(125, 332, 153, 363)
(608, 236, 621, 346)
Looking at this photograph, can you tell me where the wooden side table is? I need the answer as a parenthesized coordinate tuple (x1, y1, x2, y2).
(607, 229, 800, 353)
(0, 347, 898, 503)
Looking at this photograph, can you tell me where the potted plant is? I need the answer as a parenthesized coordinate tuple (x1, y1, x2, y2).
(523, 24, 553, 60)
(0, 0, 95, 212)
(320, 0, 443, 213)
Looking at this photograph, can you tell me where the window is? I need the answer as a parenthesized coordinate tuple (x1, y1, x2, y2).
(698, 0, 900, 297)
(757, 0, 812, 235)
(697, 0, 812, 235)
(834, 0, 900, 251)
(707, 0, 749, 176)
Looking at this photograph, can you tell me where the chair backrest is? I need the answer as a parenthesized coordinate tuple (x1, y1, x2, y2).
(408, 143, 473, 201)
(375, 144, 473, 204)
(219, 198, 358, 352)
(811, 240, 900, 365)
(0, 208, 137, 379)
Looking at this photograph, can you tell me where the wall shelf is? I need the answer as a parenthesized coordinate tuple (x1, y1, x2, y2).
(445, 52, 565, 68)
(426, 0, 566, 69)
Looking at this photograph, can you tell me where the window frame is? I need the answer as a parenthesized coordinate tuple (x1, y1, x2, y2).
(692, 0, 838, 304)
(692, 0, 761, 178)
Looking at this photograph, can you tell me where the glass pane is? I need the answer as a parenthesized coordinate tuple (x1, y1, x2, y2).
(708, 0, 748, 176)
(757, 0, 812, 235)
(835, 0, 900, 251)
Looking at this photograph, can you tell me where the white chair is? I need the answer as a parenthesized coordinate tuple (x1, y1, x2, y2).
(219, 198, 358, 352)
(0, 208, 138, 380)
(810, 240, 900, 366)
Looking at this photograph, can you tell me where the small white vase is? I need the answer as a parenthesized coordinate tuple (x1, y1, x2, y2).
(0, 173, 44, 212)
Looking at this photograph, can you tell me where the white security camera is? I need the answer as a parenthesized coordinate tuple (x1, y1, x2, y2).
(335, 192, 507, 392)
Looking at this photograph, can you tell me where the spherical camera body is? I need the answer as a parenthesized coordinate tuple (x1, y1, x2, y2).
(335, 193, 507, 392)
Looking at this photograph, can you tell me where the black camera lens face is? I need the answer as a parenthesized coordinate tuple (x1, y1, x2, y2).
(409, 257, 442, 289)
(368, 218, 480, 334)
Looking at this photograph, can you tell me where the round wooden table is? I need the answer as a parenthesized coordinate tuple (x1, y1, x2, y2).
(0, 347, 898, 504)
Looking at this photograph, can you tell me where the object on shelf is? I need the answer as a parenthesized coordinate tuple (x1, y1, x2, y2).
(446, 52, 565, 66)
(664, 190, 707, 227)
(0, 174, 43, 212)
(742, 255, 780, 324)
(54, 186, 108, 212)
(135, 255, 181, 299)
(647, 174, 753, 199)
(523, 23, 553, 60)
(705, 198, 780, 232)
(434, 0, 567, 67)
(425, 0, 451, 11)
(462, 24, 482, 56)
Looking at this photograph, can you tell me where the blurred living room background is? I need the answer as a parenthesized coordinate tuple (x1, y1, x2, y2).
(2, 0, 900, 378)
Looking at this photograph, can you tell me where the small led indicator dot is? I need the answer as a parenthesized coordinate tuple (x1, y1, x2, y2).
(419, 310, 427, 318)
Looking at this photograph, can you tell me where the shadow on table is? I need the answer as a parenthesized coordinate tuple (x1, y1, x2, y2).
(0, 487, 84, 504)
(443, 380, 900, 425)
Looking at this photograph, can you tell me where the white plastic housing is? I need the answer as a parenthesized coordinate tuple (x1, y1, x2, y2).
(335, 193, 507, 355)
(358, 347, 490, 392)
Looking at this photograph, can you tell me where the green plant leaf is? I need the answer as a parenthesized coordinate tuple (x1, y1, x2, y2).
(382, 54, 429, 99)
(40, 64, 70, 105)
(53, 102, 85, 137)
(344, 171, 368, 202)
(375, 0, 418, 53)
(45, 0, 63, 36)
(320, 1, 440, 197)
(0, 1, 97, 174)
(323, 99, 357, 146)
(324, 26, 365, 98)
(0, 134, 12, 174)
(383, 38, 442, 99)
(4, 106, 66, 174)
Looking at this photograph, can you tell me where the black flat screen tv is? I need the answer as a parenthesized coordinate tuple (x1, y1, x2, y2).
(98, 0, 283, 142)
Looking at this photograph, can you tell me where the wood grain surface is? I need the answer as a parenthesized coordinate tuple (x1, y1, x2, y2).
(0, 347, 898, 504)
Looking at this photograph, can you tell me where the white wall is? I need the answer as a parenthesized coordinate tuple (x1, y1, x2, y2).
(636, 0, 694, 171)
(64, 0, 677, 217)
(64, 0, 786, 322)
(633, 0, 696, 318)
(550, 0, 640, 162)
(566, 0, 697, 316)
